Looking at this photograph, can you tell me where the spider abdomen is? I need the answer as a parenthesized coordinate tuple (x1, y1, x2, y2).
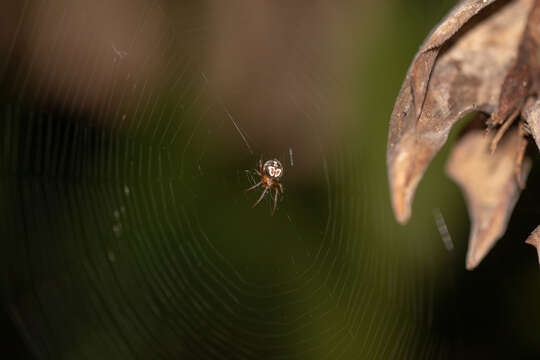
(263, 159, 283, 179)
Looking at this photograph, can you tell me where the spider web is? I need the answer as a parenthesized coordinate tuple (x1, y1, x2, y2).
(0, 1, 475, 359)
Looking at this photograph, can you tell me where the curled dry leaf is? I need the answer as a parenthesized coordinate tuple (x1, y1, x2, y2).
(387, 0, 540, 269)
(446, 128, 531, 270)
(388, 0, 532, 224)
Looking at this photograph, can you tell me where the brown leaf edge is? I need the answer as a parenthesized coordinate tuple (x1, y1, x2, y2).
(526, 225, 540, 265)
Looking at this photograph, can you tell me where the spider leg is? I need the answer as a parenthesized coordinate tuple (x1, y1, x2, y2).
(245, 181, 262, 192)
(259, 159, 263, 173)
(278, 183, 284, 194)
(254, 169, 262, 176)
(271, 186, 279, 215)
(252, 187, 268, 208)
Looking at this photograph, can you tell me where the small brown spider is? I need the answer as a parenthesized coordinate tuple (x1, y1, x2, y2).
(246, 159, 284, 215)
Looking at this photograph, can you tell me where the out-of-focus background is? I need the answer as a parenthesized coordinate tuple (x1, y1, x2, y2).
(2, 0, 540, 358)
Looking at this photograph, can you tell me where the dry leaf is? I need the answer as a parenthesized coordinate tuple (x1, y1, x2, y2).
(388, 0, 532, 224)
(387, 0, 540, 269)
(446, 128, 531, 269)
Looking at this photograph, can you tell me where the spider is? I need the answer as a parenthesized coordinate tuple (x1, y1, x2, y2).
(246, 159, 284, 215)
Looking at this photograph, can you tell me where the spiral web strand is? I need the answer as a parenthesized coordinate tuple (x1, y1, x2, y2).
(0, 1, 454, 359)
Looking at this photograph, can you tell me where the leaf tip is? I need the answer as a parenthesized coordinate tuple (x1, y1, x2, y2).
(390, 186, 412, 225)
(525, 226, 540, 265)
(388, 140, 425, 225)
(465, 249, 482, 271)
